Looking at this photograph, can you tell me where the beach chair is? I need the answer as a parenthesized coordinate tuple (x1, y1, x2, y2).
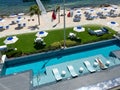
(67, 65, 78, 77)
(52, 68, 62, 81)
(95, 58, 107, 70)
(101, 27, 108, 33)
(84, 61, 96, 73)
(88, 29, 96, 35)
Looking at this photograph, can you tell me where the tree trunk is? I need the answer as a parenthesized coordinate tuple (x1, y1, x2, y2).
(38, 14, 40, 25)
(58, 11, 60, 23)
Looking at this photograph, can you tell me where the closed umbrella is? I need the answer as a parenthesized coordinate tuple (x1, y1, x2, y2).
(67, 12, 70, 17)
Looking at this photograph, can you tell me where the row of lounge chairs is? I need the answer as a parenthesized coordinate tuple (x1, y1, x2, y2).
(88, 27, 109, 36)
(52, 65, 78, 81)
(84, 9, 120, 20)
(0, 25, 9, 31)
(52, 58, 108, 81)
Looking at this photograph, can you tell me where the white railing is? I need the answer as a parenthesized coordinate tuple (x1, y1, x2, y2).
(36, 0, 47, 14)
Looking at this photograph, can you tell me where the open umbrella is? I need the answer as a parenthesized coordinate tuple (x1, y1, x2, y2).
(107, 21, 119, 27)
(16, 16, 23, 23)
(36, 31, 48, 38)
(86, 9, 95, 14)
(73, 26, 85, 32)
(4, 36, 18, 44)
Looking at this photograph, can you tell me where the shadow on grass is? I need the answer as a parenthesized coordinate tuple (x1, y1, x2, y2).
(34, 43, 45, 50)
(68, 37, 81, 43)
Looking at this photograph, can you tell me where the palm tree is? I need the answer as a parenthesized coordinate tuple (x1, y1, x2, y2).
(29, 4, 41, 25)
(55, 5, 60, 23)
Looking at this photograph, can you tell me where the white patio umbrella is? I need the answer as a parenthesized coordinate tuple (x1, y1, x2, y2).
(100, 8, 110, 12)
(76, 9, 82, 14)
(86, 9, 95, 13)
(36, 31, 48, 38)
(107, 21, 119, 27)
(16, 16, 23, 23)
(73, 26, 85, 32)
(34, 37, 43, 43)
(4, 36, 18, 44)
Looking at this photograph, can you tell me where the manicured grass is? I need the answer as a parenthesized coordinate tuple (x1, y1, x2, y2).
(0, 24, 117, 56)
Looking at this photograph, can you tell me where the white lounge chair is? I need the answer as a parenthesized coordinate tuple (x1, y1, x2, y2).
(67, 65, 78, 77)
(95, 58, 107, 70)
(84, 61, 96, 73)
(52, 68, 62, 81)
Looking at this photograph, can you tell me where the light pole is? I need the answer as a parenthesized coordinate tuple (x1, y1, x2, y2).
(63, 0, 66, 48)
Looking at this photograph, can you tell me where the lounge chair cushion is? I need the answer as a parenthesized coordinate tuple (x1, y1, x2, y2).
(84, 61, 96, 73)
(52, 68, 62, 81)
(88, 30, 96, 35)
(101, 27, 108, 33)
(67, 65, 78, 77)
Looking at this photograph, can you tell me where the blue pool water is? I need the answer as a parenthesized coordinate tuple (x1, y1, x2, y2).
(4, 40, 120, 75)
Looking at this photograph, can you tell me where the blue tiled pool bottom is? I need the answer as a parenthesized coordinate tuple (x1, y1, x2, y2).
(5, 40, 120, 75)
(33, 54, 120, 86)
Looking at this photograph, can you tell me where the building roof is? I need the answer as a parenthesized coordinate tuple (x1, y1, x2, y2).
(0, 71, 32, 90)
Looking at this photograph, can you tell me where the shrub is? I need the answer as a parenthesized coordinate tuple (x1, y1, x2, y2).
(6, 50, 22, 58)
(60, 40, 78, 47)
(34, 42, 46, 50)
(50, 42, 61, 50)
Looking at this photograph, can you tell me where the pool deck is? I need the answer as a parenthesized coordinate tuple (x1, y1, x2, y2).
(0, 71, 32, 90)
(33, 54, 120, 87)
(34, 65, 120, 90)
(110, 50, 120, 59)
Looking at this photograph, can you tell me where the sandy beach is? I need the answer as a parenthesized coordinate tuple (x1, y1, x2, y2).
(0, 5, 120, 38)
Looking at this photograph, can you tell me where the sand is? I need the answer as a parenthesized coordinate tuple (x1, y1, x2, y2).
(0, 5, 120, 38)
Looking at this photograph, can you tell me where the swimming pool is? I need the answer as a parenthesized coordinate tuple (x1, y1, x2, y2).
(2, 39, 120, 75)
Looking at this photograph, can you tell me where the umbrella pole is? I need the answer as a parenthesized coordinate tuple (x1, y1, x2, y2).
(63, 0, 66, 48)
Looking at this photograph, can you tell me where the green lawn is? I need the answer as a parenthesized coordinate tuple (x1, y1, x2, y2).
(0, 24, 116, 57)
